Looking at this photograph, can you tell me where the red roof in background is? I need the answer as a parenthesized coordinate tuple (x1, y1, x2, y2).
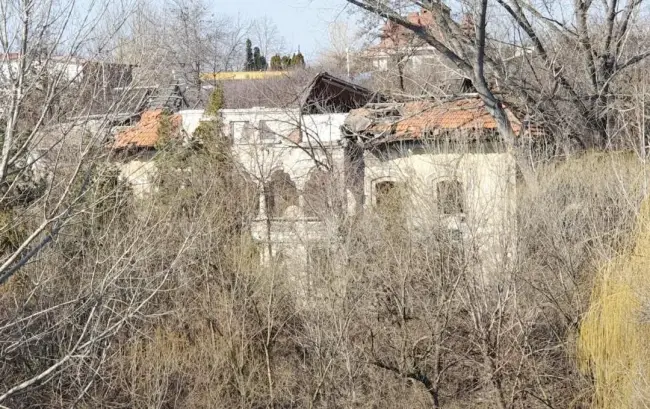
(345, 96, 532, 143)
(114, 110, 182, 149)
(1, 53, 22, 61)
(375, 9, 445, 50)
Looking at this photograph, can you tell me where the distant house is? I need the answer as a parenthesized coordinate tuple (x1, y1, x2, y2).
(0, 54, 136, 121)
(365, 7, 446, 72)
(362, 4, 471, 93)
(0, 54, 134, 89)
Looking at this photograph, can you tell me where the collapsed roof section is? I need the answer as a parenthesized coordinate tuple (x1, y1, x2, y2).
(113, 110, 182, 151)
(342, 95, 538, 147)
(217, 70, 384, 114)
(79, 82, 189, 123)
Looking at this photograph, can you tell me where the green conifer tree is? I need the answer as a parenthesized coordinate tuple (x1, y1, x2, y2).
(205, 83, 224, 116)
(281, 55, 291, 69)
(291, 52, 305, 69)
(245, 39, 254, 71)
(193, 84, 228, 158)
(270, 54, 282, 71)
(253, 47, 264, 71)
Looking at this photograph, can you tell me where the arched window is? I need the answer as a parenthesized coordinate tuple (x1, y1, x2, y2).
(437, 179, 464, 215)
(374, 180, 405, 221)
(265, 170, 299, 218)
(303, 169, 333, 219)
(235, 173, 260, 219)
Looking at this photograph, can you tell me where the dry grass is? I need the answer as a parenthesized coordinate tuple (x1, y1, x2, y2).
(579, 199, 650, 408)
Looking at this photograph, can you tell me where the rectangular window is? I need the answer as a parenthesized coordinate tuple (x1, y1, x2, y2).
(437, 180, 464, 215)
(230, 121, 252, 142)
(258, 120, 296, 142)
(375, 180, 406, 223)
(259, 120, 276, 141)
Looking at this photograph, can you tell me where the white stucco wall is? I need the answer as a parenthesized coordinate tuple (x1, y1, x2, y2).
(116, 151, 157, 196)
(221, 108, 347, 278)
(179, 109, 205, 136)
(363, 144, 517, 278)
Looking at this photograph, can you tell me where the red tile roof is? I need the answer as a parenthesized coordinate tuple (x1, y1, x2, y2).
(1, 53, 22, 61)
(345, 96, 531, 143)
(375, 9, 445, 50)
(114, 110, 181, 149)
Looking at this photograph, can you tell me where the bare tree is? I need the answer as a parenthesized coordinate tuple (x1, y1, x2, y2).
(0, 0, 195, 403)
(251, 16, 286, 62)
(344, 0, 650, 151)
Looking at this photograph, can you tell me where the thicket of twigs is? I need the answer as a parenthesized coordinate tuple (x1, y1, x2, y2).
(4, 0, 650, 406)
(2, 129, 649, 408)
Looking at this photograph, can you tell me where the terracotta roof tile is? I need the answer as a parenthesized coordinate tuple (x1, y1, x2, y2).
(113, 110, 181, 149)
(345, 96, 528, 143)
(375, 9, 445, 50)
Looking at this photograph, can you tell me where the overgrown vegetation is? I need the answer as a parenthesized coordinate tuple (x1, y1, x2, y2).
(579, 196, 650, 408)
(4, 0, 650, 406)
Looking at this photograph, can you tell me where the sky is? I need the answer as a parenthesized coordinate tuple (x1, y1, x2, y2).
(214, 0, 355, 61)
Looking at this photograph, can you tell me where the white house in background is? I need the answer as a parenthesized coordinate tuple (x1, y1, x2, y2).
(0, 53, 133, 87)
(361, 3, 473, 94)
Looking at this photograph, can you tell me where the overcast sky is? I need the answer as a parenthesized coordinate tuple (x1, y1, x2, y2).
(214, 0, 355, 60)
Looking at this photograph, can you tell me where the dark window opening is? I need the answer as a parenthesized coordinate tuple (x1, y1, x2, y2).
(437, 179, 464, 215)
(303, 170, 333, 219)
(265, 170, 299, 218)
(230, 121, 252, 141)
(459, 78, 475, 93)
(375, 180, 405, 221)
(259, 120, 276, 141)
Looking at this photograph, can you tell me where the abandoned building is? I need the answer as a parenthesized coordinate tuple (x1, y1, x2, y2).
(216, 71, 382, 271)
(342, 96, 529, 277)
(102, 68, 527, 289)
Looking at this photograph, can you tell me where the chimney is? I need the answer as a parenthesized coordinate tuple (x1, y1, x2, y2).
(421, 0, 451, 17)
(460, 13, 475, 36)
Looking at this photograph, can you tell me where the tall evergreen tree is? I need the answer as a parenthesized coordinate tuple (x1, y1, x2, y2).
(245, 39, 254, 71)
(253, 46, 265, 71)
(281, 55, 291, 69)
(270, 54, 282, 71)
(291, 51, 305, 69)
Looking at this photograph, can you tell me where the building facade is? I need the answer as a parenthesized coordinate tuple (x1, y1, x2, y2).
(342, 97, 523, 279)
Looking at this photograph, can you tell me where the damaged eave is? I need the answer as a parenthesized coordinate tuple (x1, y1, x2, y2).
(342, 95, 537, 147)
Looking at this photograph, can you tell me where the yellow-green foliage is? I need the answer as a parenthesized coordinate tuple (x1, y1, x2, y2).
(579, 198, 650, 408)
(154, 110, 176, 151)
(0, 209, 24, 254)
(205, 84, 224, 116)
